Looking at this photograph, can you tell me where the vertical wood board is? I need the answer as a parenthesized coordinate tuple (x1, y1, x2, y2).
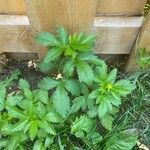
(126, 11, 150, 72)
(24, 0, 97, 58)
(96, 0, 147, 15)
(94, 16, 144, 54)
(0, 0, 26, 15)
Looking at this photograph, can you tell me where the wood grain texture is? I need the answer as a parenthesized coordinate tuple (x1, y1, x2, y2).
(0, 0, 26, 15)
(0, 15, 33, 53)
(96, 0, 147, 15)
(126, 12, 150, 72)
(94, 16, 144, 54)
(24, 0, 97, 58)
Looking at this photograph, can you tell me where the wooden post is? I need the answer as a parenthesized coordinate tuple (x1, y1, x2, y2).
(24, 0, 97, 59)
(126, 11, 150, 72)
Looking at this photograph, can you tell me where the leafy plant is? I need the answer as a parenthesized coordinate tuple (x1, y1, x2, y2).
(0, 27, 139, 149)
(88, 61, 136, 130)
(35, 27, 103, 84)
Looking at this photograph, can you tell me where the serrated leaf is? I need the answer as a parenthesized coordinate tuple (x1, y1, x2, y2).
(19, 79, 30, 90)
(98, 100, 110, 118)
(79, 52, 103, 65)
(36, 102, 46, 118)
(63, 59, 75, 77)
(38, 120, 56, 135)
(6, 95, 23, 107)
(24, 88, 33, 101)
(71, 96, 86, 113)
(76, 61, 94, 84)
(64, 79, 80, 96)
(38, 77, 59, 90)
(53, 86, 70, 118)
(89, 90, 99, 99)
(113, 80, 136, 96)
(100, 114, 113, 131)
(80, 83, 89, 95)
(46, 112, 62, 123)
(44, 48, 62, 63)
(12, 119, 29, 132)
(104, 131, 138, 150)
(34, 90, 49, 104)
(33, 140, 43, 150)
(29, 121, 38, 141)
(107, 69, 117, 83)
(80, 34, 95, 45)
(8, 107, 27, 119)
(38, 61, 54, 73)
(34, 32, 59, 46)
(57, 26, 68, 45)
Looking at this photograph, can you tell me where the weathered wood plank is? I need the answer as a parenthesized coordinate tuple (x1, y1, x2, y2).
(0, 15, 33, 53)
(0, 0, 26, 15)
(24, 0, 97, 58)
(94, 16, 144, 54)
(126, 11, 150, 72)
(96, 0, 147, 15)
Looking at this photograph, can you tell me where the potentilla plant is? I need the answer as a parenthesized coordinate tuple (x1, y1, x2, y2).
(0, 27, 138, 150)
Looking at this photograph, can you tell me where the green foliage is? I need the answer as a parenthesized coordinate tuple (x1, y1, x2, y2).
(0, 69, 20, 90)
(103, 130, 138, 150)
(0, 27, 139, 149)
(35, 26, 102, 84)
(136, 48, 150, 69)
(89, 61, 135, 130)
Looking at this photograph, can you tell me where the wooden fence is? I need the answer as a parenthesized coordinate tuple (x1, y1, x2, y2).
(0, 0, 149, 63)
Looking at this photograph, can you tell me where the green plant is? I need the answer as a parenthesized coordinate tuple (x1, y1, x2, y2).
(0, 27, 138, 149)
(136, 48, 150, 69)
(0, 69, 20, 90)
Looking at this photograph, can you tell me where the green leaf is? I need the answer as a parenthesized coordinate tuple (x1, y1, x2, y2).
(98, 100, 112, 118)
(38, 77, 59, 90)
(63, 59, 75, 77)
(79, 52, 103, 65)
(46, 112, 62, 123)
(53, 86, 70, 118)
(104, 130, 138, 150)
(34, 89, 49, 104)
(38, 61, 54, 73)
(57, 26, 68, 45)
(107, 69, 117, 83)
(100, 114, 113, 131)
(64, 79, 81, 96)
(24, 88, 33, 101)
(0, 89, 6, 111)
(6, 95, 23, 107)
(71, 115, 95, 139)
(113, 80, 136, 96)
(12, 119, 29, 132)
(33, 140, 44, 150)
(76, 61, 94, 84)
(89, 90, 99, 99)
(80, 83, 89, 95)
(29, 121, 38, 141)
(80, 34, 95, 45)
(34, 32, 59, 46)
(0, 139, 8, 149)
(38, 120, 56, 135)
(19, 79, 30, 90)
(44, 48, 62, 63)
(8, 107, 27, 119)
(71, 96, 86, 113)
